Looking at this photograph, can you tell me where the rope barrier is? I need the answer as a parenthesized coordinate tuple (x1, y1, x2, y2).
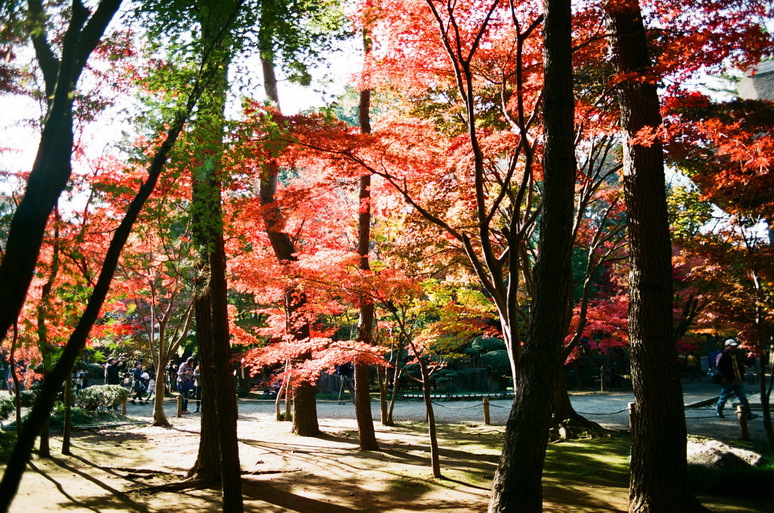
(575, 408, 629, 416)
(430, 401, 483, 410)
(135, 394, 733, 420)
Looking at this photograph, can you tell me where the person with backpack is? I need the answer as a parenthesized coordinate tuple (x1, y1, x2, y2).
(715, 338, 757, 420)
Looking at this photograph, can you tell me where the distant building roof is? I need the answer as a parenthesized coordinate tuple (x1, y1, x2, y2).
(738, 60, 774, 101)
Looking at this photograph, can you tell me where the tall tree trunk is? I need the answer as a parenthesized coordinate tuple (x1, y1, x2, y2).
(190, 289, 220, 480)
(209, 204, 243, 512)
(353, 35, 379, 450)
(488, 0, 577, 510)
(258, 24, 319, 437)
(37, 218, 62, 459)
(605, 2, 708, 511)
(188, 3, 244, 510)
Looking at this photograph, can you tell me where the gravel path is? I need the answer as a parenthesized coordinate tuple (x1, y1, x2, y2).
(120, 379, 768, 443)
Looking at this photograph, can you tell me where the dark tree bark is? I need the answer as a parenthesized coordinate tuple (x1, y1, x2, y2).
(604, 1, 709, 511)
(353, 33, 379, 451)
(187, 3, 244, 510)
(191, 285, 221, 481)
(354, 288, 379, 449)
(61, 373, 72, 455)
(0, 0, 123, 344)
(488, 0, 577, 510)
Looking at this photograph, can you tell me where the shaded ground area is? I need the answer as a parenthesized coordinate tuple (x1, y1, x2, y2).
(0, 379, 771, 512)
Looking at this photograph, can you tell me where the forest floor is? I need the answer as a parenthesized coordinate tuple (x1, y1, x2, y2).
(1, 382, 772, 512)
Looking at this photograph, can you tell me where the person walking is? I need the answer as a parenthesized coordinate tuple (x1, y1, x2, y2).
(715, 339, 757, 420)
(192, 363, 202, 413)
(130, 362, 148, 404)
(177, 357, 195, 413)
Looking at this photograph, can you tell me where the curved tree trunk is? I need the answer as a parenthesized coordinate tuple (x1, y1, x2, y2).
(550, 373, 603, 440)
(151, 356, 171, 428)
(605, 1, 709, 511)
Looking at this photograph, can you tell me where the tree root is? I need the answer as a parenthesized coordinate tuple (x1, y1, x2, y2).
(549, 413, 614, 441)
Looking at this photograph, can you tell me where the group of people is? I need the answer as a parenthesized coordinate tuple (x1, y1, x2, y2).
(104, 357, 156, 405)
(102, 356, 202, 412)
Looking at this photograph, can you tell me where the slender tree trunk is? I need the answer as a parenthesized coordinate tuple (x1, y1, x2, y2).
(188, 4, 244, 509)
(275, 360, 292, 422)
(417, 358, 441, 478)
(377, 366, 389, 425)
(488, 0, 577, 510)
(386, 363, 401, 426)
(61, 373, 72, 455)
(605, 2, 708, 511)
(353, 57, 379, 449)
(258, 31, 319, 436)
(9, 326, 21, 430)
(36, 218, 60, 459)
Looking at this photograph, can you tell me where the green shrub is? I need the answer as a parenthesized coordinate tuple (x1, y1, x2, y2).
(76, 385, 129, 410)
(687, 463, 774, 500)
(47, 406, 125, 430)
(0, 397, 13, 422)
(19, 389, 39, 407)
(0, 390, 38, 422)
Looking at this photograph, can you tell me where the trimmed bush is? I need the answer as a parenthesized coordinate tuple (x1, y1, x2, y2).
(20, 389, 39, 407)
(0, 397, 13, 422)
(76, 385, 130, 410)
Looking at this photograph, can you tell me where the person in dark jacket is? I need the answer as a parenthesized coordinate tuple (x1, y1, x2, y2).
(104, 357, 126, 385)
(131, 362, 148, 404)
(715, 339, 757, 420)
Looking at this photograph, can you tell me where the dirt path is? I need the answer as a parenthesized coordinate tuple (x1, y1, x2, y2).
(2, 385, 770, 512)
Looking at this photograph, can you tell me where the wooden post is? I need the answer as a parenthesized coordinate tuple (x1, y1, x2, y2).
(483, 397, 491, 425)
(600, 364, 606, 392)
(177, 394, 183, 417)
(736, 405, 749, 440)
(121, 397, 126, 416)
(628, 402, 635, 430)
